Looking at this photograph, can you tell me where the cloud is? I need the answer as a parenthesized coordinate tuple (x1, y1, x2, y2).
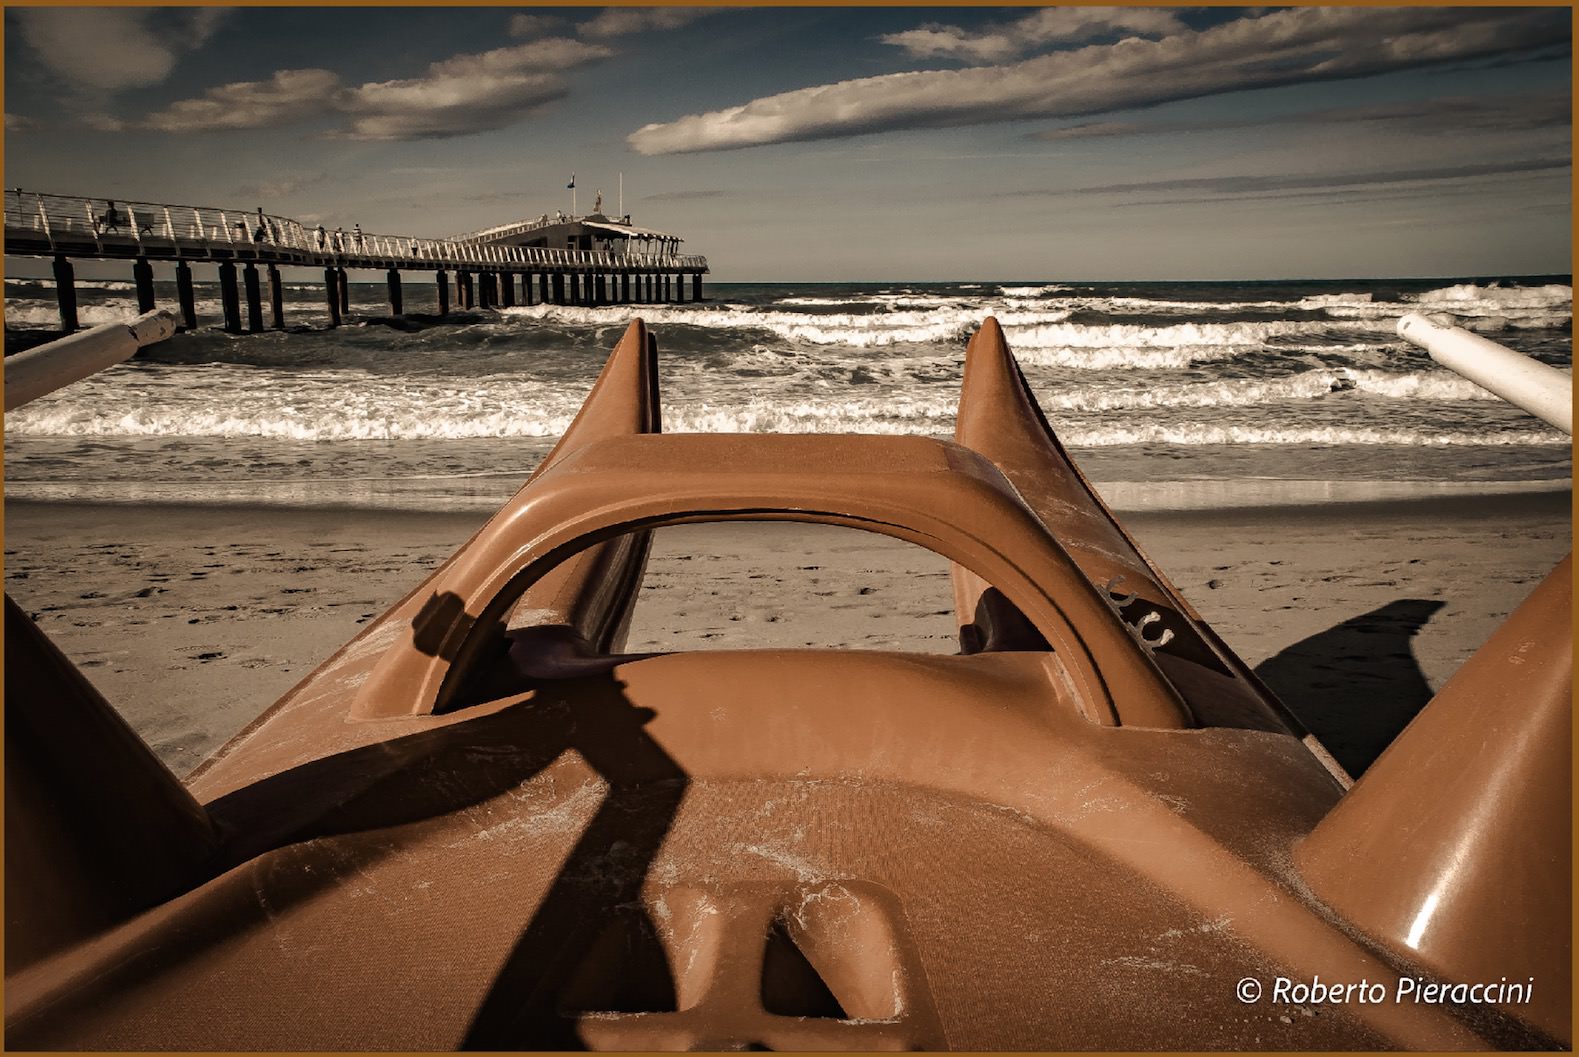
(629, 8, 1570, 155)
(999, 157, 1572, 204)
(142, 69, 341, 132)
(881, 8, 1187, 63)
(332, 38, 611, 140)
(578, 7, 715, 38)
(507, 13, 560, 39)
(1032, 90, 1574, 141)
(5, 112, 37, 132)
(130, 37, 611, 140)
(13, 8, 230, 92)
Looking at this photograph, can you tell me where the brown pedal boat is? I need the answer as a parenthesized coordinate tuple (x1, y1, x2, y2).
(5, 318, 1570, 1050)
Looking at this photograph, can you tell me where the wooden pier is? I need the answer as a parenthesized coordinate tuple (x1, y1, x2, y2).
(3, 190, 710, 333)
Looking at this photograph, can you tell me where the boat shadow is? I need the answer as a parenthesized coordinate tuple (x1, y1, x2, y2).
(199, 669, 687, 1050)
(1252, 598, 1445, 777)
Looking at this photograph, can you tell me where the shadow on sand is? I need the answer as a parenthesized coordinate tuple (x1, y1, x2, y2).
(1254, 599, 1445, 777)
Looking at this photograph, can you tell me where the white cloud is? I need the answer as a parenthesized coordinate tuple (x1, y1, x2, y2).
(332, 38, 611, 141)
(578, 7, 714, 39)
(882, 8, 1187, 64)
(13, 8, 231, 91)
(142, 69, 341, 132)
(128, 37, 611, 141)
(630, 8, 1569, 155)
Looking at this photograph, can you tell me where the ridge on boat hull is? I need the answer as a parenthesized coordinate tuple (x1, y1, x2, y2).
(5, 319, 1569, 1051)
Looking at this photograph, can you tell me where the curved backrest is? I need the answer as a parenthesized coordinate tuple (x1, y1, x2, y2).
(350, 433, 1192, 730)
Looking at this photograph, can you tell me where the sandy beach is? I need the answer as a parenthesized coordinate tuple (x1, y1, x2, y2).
(4, 488, 1568, 780)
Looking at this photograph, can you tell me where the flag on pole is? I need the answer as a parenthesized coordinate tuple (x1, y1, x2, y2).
(566, 173, 576, 189)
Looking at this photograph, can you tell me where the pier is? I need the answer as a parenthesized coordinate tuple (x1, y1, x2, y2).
(3, 189, 710, 333)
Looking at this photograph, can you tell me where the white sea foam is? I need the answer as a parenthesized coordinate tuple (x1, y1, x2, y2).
(2, 298, 163, 327)
(1008, 318, 1373, 353)
(1413, 282, 1572, 309)
(502, 302, 1073, 347)
(1063, 424, 1564, 447)
(999, 285, 1070, 297)
(2, 361, 1521, 442)
(1034, 370, 1500, 410)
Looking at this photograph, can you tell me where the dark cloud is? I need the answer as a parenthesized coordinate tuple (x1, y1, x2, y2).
(13, 8, 230, 93)
(1032, 90, 1573, 141)
(630, 8, 1570, 154)
(998, 157, 1572, 203)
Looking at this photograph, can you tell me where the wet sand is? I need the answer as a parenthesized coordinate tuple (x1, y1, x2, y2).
(4, 490, 1569, 779)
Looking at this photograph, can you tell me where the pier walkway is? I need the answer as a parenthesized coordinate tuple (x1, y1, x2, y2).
(4, 189, 710, 333)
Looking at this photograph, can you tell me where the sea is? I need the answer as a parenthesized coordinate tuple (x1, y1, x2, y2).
(3, 275, 1572, 512)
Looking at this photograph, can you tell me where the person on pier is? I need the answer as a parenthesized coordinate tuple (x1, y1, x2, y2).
(96, 200, 124, 234)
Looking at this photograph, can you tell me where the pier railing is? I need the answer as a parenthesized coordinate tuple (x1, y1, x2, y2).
(3, 189, 708, 272)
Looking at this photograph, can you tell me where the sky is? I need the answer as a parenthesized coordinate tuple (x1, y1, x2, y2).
(3, 5, 1572, 282)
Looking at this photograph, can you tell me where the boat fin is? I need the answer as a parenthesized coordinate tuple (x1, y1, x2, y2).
(508, 320, 660, 666)
(953, 317, 1323, 745)
(1295, 554, 1571, 1044)
(532, 318, 661, 479)
(4, 595, 220, 973)
(355, 322, 662, 714)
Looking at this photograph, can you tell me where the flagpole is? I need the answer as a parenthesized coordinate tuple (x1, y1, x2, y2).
(619, 172, 623, 217)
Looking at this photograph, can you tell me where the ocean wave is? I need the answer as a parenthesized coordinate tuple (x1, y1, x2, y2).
(999, 285, 1071, 297)
(2, 298, 161, 328)
(1034, 370, 1499, 410)
(1063, 424, 1565, 447)
(1412, 282, 1572, 309)
(501, 302, 1072, 347)
(5, 359, 1519, 443)
(14, 393, 1559, 446)
(1007, 318, 1376, 354)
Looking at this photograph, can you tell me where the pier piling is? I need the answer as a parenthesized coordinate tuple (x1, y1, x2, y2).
(692, 273, 703, 302)
(387, 268, 403, 317)
(539, 274, 550, 305)
(324, 268, 342, 327)
(663, 274, 672, 303)
(552, 273, 565, 305)
(595, 274, 607, 306)
(621, 274, 630, 304)
(133, 257, 156, 313)
(523, 273, 534, 306)
(337, 268, 349, 315)
(52, 255, 78, 333)
(268, 265, 284, 329)
(219, 262, 242, 333)
(500, 273, 515, 308)
(243, 263, 264, 333)
(436, 269, 449, 316)
(175, 261, 197, 330)
(458, 271, 474, 310)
